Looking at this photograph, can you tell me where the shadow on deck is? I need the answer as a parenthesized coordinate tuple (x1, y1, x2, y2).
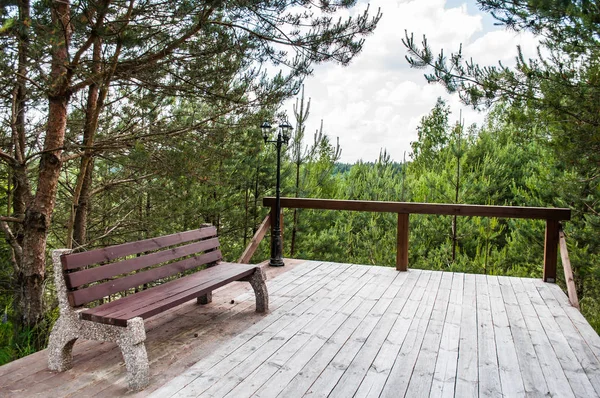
(1, 260, 599, 397)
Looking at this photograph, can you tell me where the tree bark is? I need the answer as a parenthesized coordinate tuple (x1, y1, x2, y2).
(12, 0, 32, 244)
(291, 162, 300, 256)
(71, 35, 105, 249)
(16, 0, 71, 329)
(72, 157, 95, 248)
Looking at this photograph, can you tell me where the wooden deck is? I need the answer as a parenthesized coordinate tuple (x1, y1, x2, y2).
(1, 261, 599, 397)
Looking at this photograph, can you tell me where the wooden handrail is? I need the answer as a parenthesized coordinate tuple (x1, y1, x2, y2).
(238, 214, 271, 264)
(559, 224, 579, 309)
(263, 197, 571, 282)
(263, 197, 571, 220)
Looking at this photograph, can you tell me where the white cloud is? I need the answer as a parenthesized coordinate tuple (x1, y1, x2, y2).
(282, 0, 539, 163)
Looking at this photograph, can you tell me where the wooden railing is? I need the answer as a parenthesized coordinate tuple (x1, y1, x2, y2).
(264, 198, 570, 280)
(239, 197, 578, 306)
(238, 214, 271, 264)
(559, 224, 579, 308)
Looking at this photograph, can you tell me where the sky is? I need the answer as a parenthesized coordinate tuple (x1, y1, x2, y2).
(282, 0, 539, 163)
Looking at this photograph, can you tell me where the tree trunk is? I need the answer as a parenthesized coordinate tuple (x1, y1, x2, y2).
(72, 157, 95, 248)
(451, 117, 462, 263)
(252, 163, 260, 234)
(12, 0, 32, 245)
(16, 0, 71, 331)
(70, 35, 105, 249)
(243, 187, 249, 247)
(290, 161, 300, 256)
(18, 93, 69, 328)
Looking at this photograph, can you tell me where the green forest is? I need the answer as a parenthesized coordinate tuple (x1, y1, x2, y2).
(0, 0, 598, 366)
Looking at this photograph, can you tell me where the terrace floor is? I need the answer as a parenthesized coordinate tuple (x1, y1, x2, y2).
(1, 260, 599, 397)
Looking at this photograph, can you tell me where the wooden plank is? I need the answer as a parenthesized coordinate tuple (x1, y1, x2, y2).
(143, 262, 355, 397)
(66, 237, 220, 288)
(396, 213, 409, 271)
(131, 261, 336, 393)
(559, 227, 579, 308)
(547, 283, 600, 361)
(263, 197, 571, 220)
(326, 271, 421, 398)
(161, 265, 380, 398)
(296, 270, 408, 397)
(61, 226, 217, 269)
(238, 214, 270, 263)
(80, 264, 257, 326)
(429, 272, 464, 398)
(544, 219, 559, 282)
(521, 278, 597, 397)
(487, 276, 525, 397)
(476, 274, 502, 397)
(226, 268, 401, 398)
(511, 277, 576, 397)
(22, 265, 600, 398)
(353, 270, 433, 398)
(403, 272, 453, 397)
(187, 266, 382, 398)
(259, 268, 394, 398)
(226, 269, 404, 397)
(497, 276, 549, 397)
(146, 264, 350, 398)
(226, 260, 323, 306)
(454, 273, 478, 397)
(101, 263, 345, 397)
(377, 271, 443, 398)
(143, 261, 331, 353)
(535, 281, 600, 396)
(68, 249, 222, 307)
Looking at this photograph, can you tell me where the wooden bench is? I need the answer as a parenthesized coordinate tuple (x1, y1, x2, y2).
(47, 225, 268, 391)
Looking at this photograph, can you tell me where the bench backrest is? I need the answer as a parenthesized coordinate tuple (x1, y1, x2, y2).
(61, 226, 222, 307)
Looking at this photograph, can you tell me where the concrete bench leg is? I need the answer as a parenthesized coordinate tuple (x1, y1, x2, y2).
(47, 311, 149, 391)
(117, 317, 149, 391)
(47, 314, 79, 372)
(247, 268, 269, 313)
(120, 342, 149, 391)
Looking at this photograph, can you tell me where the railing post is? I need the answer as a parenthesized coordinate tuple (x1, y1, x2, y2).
(543, 219, 559, 282)
(397, 213, 409, 271)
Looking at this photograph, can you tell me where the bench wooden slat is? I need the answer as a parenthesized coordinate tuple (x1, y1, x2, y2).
(85, 263, 255, 322)
(80, 263, 258, 326)
(65, 237, 220, 288)
(81, 263, 239, 318)
(61, 226, 217, 270)
(68, 250, 222, 307)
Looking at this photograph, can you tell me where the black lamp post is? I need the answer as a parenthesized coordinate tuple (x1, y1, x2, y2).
(261, 119, 293, 267)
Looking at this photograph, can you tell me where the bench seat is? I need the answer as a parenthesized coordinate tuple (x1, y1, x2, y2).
(81, 262, 258, 326)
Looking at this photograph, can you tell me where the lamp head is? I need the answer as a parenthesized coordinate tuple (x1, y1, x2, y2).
(260, 120, 272, 143)
(279, 120, 293, 144)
